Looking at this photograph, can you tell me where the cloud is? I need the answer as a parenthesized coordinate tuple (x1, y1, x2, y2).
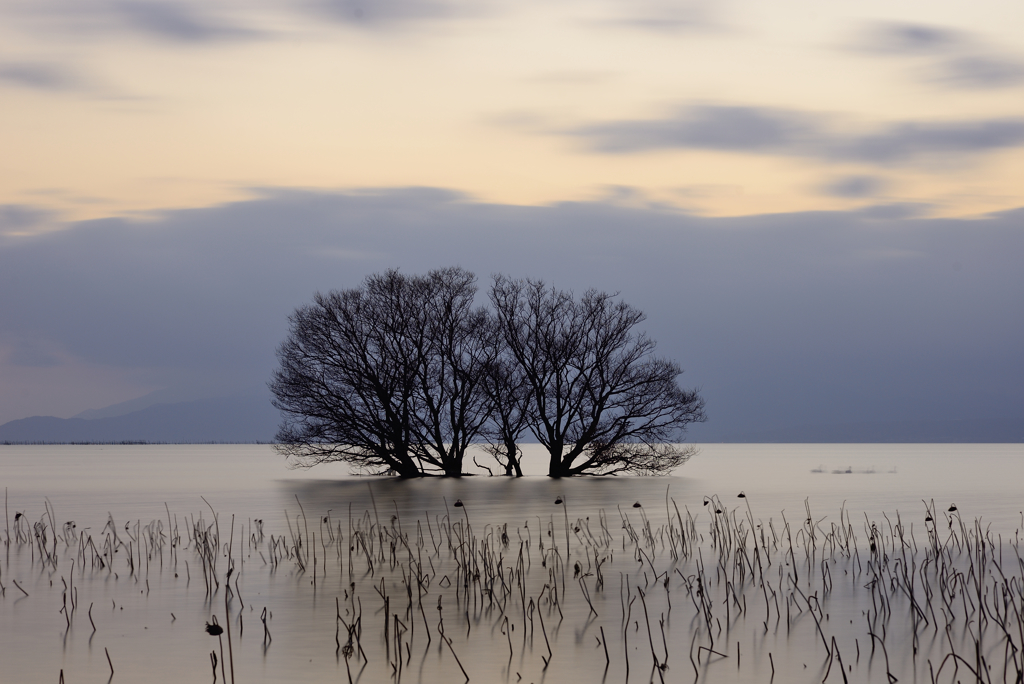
(6, 0, 262, 44)
(930, 56, 1024, 89)
(0, 62, 84, 91)
(111, 1, 260, 42)
(1, 0, 471, 44)
(570, 105, 809, 153)
(311, 0, 458, 27)
(854, 22, 961, 55)
(853, 21, 1024, 90)
(567, 105, 1024, 164)
(854, 203, 930, 220)
(0, 189, 1021, 434)
(0, 205, 54, 235)
(819, 175, 888, 199)
(601, 1, 721, 34)
(830, 119, 1024, 164)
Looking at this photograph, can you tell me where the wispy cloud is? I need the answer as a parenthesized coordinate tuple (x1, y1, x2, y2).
(567, 105, 1024, 165)
(0, 58, 150, 100)
(6, 0, 263, 44)
(1, 0, 474, 46)
(569, 106, 810, 153)
(112, 1, 261, 42)
(585, 0, 724, 34)
(831, 119, 1024, 164)
(309, 0, 463, 28)
(854, 22, 961, 55)
(931, 56, 1024, 90)
(820, 175, 889, 199)
(852, 21, 1024, 90)
(0, 62, 84, 91)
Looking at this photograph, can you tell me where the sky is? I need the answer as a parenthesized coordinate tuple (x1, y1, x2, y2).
(1, 0, 1022, 438)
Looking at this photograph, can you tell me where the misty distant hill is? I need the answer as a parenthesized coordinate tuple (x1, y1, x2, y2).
(0, 397, 281, 444)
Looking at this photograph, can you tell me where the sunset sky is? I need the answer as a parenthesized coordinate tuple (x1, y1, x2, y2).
(1, 0, 1022, 437)
(4, 0, 1023, 222)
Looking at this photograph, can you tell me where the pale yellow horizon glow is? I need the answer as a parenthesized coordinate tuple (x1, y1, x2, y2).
(1, 0, 1023, 227)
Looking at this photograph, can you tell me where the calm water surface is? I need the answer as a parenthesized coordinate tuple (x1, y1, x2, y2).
(1, 443, 1022, 683)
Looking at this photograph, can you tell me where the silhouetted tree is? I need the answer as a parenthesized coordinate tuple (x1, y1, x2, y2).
(271, 268, 705, 477)
(270, 268, 490, 476)
(489, 276, 706, 476)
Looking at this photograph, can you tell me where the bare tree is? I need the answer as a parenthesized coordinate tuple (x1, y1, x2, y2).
(272, 268, 705, 477)
(270, 268, 490, 476)
(489, 276, 706, 476)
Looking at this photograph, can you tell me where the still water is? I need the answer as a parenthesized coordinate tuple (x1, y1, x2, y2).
(1, 443, 1022, 683)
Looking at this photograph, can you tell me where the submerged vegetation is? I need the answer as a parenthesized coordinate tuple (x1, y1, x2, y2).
(4, 487, 1024, 683)
(270, 268, 706, 477)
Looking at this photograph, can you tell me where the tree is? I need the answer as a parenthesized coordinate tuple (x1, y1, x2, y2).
(490, 276, 706, 476)
(270, 267, 490, 476)
(271, 268, 705, 477)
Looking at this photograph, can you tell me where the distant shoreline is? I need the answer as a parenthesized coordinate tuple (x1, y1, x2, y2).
(3, 439, 1021, 446)
(0, 440, 278, 446)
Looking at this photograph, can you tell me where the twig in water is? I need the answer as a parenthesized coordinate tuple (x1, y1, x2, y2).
(502, 616, 513, 664)
(437, 605, 469, 682)
(335, 597, 342, 654)
(600, 625, 610, 671)
(224, 564, 236, 684)
(823, 637, 849, 684)
(867, 631, 898, 684)
(689, 631, 699, 682)
(698, 646, 728, 662)
(637, 587, 662, 672)
(538, 608, 553, 669)
(261, 607, 271, 646)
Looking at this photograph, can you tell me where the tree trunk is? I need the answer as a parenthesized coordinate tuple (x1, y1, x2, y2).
(503, 439, 523, 477)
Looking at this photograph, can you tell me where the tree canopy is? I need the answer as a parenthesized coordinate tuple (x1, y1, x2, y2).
(270, 268, 705, 476)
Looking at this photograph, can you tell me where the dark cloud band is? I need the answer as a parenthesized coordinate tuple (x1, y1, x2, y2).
(1, 189, 1021, 435)
(568, 105, 1024, 164)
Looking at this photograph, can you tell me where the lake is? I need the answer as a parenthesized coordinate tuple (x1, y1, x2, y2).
(2, 443, 1022, 683)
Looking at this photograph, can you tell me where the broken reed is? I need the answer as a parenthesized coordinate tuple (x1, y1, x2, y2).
(3, 490, 1024, 683)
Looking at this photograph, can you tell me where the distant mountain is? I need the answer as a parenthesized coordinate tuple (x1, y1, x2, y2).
(0, 396, 281, 443)
(698, 418, 1024, 443)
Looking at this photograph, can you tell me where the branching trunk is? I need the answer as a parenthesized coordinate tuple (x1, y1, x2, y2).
(271, 269, 705, 478)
